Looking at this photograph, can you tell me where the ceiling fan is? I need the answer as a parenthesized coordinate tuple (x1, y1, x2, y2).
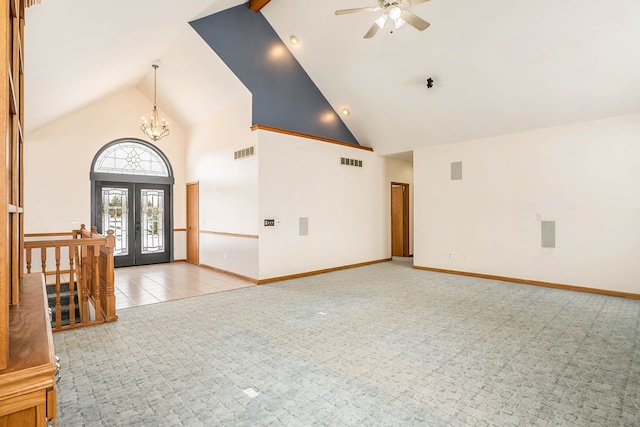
(335, 0, 431, 38)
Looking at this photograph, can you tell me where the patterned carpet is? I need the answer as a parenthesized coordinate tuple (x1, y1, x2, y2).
(54, 260, 640, 426)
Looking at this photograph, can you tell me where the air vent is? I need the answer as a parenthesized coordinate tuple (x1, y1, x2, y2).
(451, 161, 462, 180)
(340, 157, 363, 168)
(234, 146, 255, 160)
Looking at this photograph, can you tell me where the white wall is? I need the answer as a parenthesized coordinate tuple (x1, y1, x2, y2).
(25, 87, 187, 255)
(185, 97, 259, 278)
(257, 130, 413, 280)
(414, 113, 640, 294)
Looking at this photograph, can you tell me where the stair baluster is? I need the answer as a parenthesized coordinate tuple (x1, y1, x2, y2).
(40, 247, 46, 275)
(54, 247, 62, 330)
(25, 247, 31, 273)
(69, 252, 76, 326)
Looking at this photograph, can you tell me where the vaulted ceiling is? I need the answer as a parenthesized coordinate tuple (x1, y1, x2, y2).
(25, 0, 640, 156)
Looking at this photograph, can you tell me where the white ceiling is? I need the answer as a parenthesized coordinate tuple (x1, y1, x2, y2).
(25, 0, 640, 156)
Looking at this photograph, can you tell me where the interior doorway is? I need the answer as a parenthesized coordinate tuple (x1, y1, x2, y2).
(391, 182, 410, 257)
(186, 182, 199, 265)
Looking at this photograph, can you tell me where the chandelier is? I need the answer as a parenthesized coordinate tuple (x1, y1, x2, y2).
(141, 64, 169, 141)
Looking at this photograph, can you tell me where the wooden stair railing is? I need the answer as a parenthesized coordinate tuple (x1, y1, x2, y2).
(24, 225, 117, 331)
(73, 225, 117, 323)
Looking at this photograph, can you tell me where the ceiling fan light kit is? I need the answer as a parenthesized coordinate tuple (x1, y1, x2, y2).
(388, 6, 401, 19)
(336, 0, 431, 38)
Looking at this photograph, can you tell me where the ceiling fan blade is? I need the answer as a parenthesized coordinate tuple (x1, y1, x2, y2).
(408, 0, 431, 5)
(335, 6, 381, 15)
(363, 22, 381, 38)
(401, 10, 430, 31)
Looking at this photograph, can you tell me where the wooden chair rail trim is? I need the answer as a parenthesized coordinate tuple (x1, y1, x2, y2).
(24, 232, 73, 238)
(414, 265, 640, 300)
(251, 124, 374, 152)
(258, 258, 392, 284)
(200, 230, 259, 239)
(173, 228, 187, 232)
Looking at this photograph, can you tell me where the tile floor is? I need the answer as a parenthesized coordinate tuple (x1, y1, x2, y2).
(113, 262, 255, 309)
(45, 262, 255, 310)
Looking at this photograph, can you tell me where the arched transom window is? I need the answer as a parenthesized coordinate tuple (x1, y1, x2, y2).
(93, 141, 169, 177)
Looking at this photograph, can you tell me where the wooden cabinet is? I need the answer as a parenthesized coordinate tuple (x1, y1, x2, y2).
(0, 274, 57, 427)
(0, 1, 56, 425)
(2, 0, 26, 370)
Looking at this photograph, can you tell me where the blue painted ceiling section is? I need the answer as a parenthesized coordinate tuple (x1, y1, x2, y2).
(190, 4, 360, 146)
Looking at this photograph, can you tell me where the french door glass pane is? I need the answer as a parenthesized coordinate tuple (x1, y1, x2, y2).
(102, 187, 128, 256)
(140, 189, 165, 254)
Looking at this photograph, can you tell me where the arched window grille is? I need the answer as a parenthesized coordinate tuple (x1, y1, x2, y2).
(93, 140, 169, 177)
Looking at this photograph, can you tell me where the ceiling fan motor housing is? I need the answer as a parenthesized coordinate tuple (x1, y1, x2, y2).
(379, 0, 407, 7)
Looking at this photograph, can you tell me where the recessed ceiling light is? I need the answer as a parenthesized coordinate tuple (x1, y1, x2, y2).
(341, 108, 350, 116)
(290, 35, 299, 45)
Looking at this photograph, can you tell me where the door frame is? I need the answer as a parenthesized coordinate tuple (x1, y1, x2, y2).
(391, 182, 410, 257)
(90, 139, 175, 265)
(94, 182, 172, 267)
(186, 182, 199, 265)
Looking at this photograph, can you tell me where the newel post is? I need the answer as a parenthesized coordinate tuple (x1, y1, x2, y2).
(104, 230, 117, 322)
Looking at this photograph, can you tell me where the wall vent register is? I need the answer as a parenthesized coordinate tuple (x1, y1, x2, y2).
(341, 157, 363, 167)
(234, 146, 255, 160)
(541, 221, 556, 248)
(451, 161, 462, 181)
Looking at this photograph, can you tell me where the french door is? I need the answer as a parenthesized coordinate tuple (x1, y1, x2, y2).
(96, 182, 171, 267)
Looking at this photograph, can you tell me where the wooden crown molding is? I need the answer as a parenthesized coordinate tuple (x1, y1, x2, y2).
(248, 0, 271, 12)
(251, 124, 374, 152)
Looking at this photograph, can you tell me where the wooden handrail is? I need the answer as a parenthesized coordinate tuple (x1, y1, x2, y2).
(24, 237, 107, 249)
